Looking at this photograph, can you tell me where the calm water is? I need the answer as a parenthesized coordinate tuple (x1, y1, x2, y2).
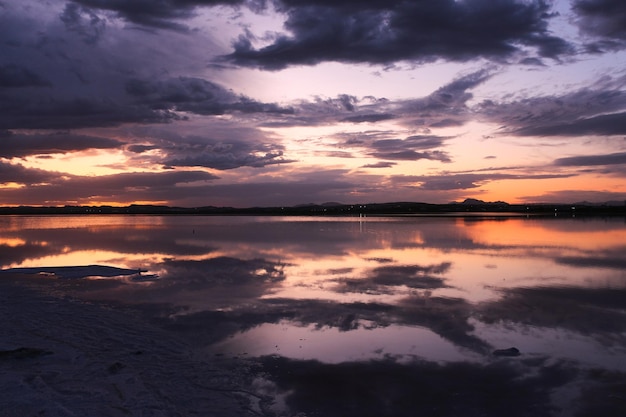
(2, 214, 626, 415)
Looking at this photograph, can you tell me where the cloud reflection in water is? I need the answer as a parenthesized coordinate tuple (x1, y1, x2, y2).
(2, 215, 626, 416)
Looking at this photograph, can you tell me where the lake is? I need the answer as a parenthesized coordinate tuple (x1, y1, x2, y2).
(2, 214, 626, 416)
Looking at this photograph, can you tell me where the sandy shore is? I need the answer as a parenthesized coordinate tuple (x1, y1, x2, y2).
(0, 275, 260, 417)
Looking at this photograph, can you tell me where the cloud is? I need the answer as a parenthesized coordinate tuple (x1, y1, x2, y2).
(0, 132, 123, 158)
(0, 65, 51, 88)
(126, 76, 294, 116)
(361, 161, 396, 169)
(393, 171, 574, 191)
(0, 169, 220, 205)
(335, 130, 454, 164)
(341, 113, 395, 124)
(125, 127, 295, 170)
(517, 112, 626, 136)
(164, 147, 293, 170)
(71, 0, 250, 31)
(478, 75, 626, 137)
(391, 68, 494, 128)
(61, 3, 107, 44)
(223, 0, 571, 70)
(554, 152, 626, 166)
(0, 161, 54, 185)
(0, 91, 182, 130)
(572, 0, 626, 50)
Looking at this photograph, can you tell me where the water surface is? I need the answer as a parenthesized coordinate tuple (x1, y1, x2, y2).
(2, 215, 625, 415)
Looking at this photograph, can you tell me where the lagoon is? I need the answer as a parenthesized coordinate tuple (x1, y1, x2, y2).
(2, 214, 626, 416)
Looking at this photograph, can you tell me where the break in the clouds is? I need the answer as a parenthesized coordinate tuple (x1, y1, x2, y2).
(1, 0, 626, 206)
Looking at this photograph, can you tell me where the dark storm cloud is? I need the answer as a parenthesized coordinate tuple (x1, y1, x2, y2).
(224, 0, 571, 70)
(71, 0, 249, 31)
(74, 169, 219, 189)
(0, 3, 291, 132)
(125, 77, 294, 116)
(0, 132, 123, 158)
(61, 3, 107, 44)
(0, 161, 53, 185)
(554, 152, 626, 166)
(0, 75, 290, 130)
(144, 132, 295, 170)
(0, 94, 182, 130)
(165, 147, 292, 170)
(572, 0, 626, 50)
(0, 65, 51, 88)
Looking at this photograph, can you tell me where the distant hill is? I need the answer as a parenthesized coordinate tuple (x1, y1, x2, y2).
(0, 200, 624, 217)
(455, 198, 510, 206)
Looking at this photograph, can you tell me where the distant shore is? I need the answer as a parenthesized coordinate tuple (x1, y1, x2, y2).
(1, 200, 625, 217)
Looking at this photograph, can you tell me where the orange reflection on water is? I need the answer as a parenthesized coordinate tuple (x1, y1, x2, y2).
(458, 218, 626, 251)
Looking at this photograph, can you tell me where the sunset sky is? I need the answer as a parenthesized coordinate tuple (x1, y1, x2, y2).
(1, 0, 625, 207)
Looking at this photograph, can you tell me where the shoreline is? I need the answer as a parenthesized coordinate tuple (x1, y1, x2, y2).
(0, 275, 261, 417)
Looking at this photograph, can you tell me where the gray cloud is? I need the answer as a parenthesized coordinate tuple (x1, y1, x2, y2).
(341, 134, 452, 163)
(478, 75, 626, 137)
(125, 128, 296, 170)
(554, 152, 626, 166)
(572, 0, 626, 51)
(517, 112, 626, 137)
(393, 172, 574, 191)
(71, 0, 250, 31)
(342, 114, 395, 124)
(0, 167, 220, 205)
(223, 0, 572, 70)
(61, 3, 107, 44)
(0, 96, 181, 130)
(361, 161, 396, 169)
(0, 161, 54, 185)
(0, 65, 51, 88)
(0, 132, 123, 158)
(126, 76, 294, 116)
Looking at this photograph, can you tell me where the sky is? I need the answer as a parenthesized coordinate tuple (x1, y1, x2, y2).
(1, 0, 626, 207)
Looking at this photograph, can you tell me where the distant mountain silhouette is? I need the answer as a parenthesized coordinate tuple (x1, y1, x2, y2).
(0, 200, 624, 216)
(456, 198, 509, 206)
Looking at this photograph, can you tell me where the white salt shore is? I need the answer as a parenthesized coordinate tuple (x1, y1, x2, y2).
(0, 275, 260, 417)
